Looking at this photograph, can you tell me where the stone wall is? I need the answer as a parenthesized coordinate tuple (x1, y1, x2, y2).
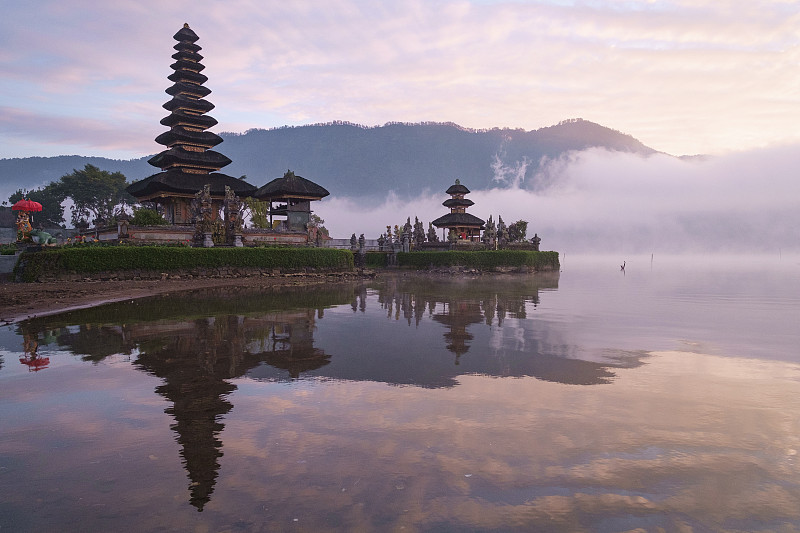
(32, 266, 365, 283)
(89, 225, 310, 246)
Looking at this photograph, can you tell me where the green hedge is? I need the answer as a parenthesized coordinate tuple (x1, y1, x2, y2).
(396, 250, 559, 270)
(365, 251, 389, 267)
(14, 246, 354, 282)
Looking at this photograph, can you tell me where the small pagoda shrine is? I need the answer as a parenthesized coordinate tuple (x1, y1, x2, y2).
(126, 24, 255, 224)
(431, 179, 485, 241)
(253, 170, 329, 232)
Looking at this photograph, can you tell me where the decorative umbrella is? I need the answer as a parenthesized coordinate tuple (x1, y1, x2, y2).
(12, 199, 43, 212)
(19, 355, 51, 372)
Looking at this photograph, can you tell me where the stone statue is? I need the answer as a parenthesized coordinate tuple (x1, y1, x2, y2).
(223, 186, 244, 246)
(483, 215, 496, 247)
(191, 184, 214, 246)
(15, 211, 32, 242)
(29, 229, 56, 245)
(530, 233, 541, 251)
(350, 233, 357, 251)
(403, 217, 412, 237)
(497, 216, 507, 246)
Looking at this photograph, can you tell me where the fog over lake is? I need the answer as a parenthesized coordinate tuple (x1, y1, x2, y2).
(318, 145, 800, 254)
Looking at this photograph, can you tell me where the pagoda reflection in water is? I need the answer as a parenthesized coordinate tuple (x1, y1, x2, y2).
(15, 274, 646, 511)
(132, 311, 327, 510)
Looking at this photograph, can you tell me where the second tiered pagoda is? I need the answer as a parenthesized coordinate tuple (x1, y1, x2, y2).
(127, 24, 255, 224)
(431, 179, 485, 241)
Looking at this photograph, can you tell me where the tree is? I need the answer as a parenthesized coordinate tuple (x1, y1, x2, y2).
(308, 214, 329, 238)
(507, 220, 528, 242)
(8, 184, 66, 228)
(245, 197, 270, 228)
(427, 222, 439, 242)
(413, 216, 426, 247)
(130, 207, 168, 226)
(58, 164, 134, 227)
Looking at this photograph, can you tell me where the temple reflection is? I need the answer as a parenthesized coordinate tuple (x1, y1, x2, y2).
(13, 274, 647, 511)
(17, 285, 352, 511)
(371, 275, 644, 385)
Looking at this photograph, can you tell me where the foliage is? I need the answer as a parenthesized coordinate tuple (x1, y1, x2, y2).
(245, 197, 270, 229)
(14, 246, 354, 282)
(8, 184, 66, 227)
(0, 243, 17, 255)
(365, 251, 389, 267)
(507, 220, 528, 242)
(412, 217, 425, 247)
(308, 214, 329, 237)
(427, 222, 439, 243)
(0, 121, 656, 204)
(396, 250, 559, 271)
(130, 208, 168, 226)
(58, 164, 134, 227)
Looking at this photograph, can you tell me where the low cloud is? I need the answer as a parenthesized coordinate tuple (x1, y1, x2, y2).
(317, 145, 800, 254)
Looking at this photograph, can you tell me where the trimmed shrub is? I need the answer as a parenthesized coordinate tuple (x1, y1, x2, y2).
(365, 251, 389, 268)
(15, 246, 354, 282)
(396, 250, 559, 271)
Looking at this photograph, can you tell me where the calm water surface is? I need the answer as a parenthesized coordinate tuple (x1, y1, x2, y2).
(1, 255, 799, 532)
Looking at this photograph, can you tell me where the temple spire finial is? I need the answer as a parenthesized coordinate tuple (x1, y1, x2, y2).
(184, 23, 189, 28)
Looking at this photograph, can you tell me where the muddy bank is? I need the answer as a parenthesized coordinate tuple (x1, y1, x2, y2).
(0, 271, 375, 324)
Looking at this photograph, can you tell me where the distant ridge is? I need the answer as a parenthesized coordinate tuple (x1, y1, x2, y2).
(0, 119, 658, 200)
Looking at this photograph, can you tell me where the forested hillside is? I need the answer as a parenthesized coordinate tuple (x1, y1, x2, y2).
(1, 119, 657, 201)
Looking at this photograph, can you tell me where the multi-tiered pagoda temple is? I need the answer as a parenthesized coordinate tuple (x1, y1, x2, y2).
(431, 179, 485, 241)
(127, 24, 255, 224)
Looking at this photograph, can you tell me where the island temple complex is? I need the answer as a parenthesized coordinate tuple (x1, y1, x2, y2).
(122, 24, 328, 246)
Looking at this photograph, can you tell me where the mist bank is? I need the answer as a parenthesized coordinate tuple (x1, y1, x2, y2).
(316, 144, 800, 254)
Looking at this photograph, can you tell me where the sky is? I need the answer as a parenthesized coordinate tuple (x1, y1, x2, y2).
(1, 0, 799, 160)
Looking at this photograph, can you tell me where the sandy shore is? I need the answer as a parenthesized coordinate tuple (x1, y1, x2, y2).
(0, 273, 374, 325)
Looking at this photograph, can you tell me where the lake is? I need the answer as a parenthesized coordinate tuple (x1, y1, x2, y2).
(1, 254, 799, 532)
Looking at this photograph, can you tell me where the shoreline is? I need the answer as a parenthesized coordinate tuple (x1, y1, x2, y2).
(0, 267, 559, 325)
(0, 272, 373, 325)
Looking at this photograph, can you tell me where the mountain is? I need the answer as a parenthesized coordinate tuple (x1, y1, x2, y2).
(0, 119, 657, 201)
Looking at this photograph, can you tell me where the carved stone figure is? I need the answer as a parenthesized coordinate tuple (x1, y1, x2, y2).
(497, 216, 508, 246)
(223, 186, 244, 246)
(15, 211, 32, 241)
(190, 184, 215, 246)
(531, 233, 541, 251)
(483, 215, 496, 247)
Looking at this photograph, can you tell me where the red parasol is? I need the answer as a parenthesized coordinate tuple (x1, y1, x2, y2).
(12, 199, 43, 212)
(19, 355, 51, 372)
